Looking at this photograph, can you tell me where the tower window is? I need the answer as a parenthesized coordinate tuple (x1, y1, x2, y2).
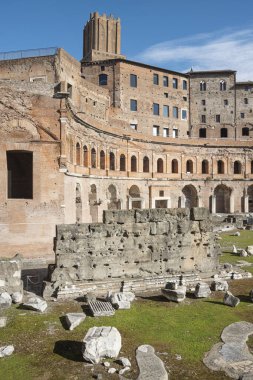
(153, 103, 160, 115)
(200, 81, 206, 91)
(99, 74, 108, 86)
(216, 114, 221, 123)
(163, 105, 169, 117)
(244, 98, 248, 104)
(201, 99, 206, 105)
(220, 80, 226, 91)
(130, 74, 137, 87)
(130, 99, 137, 111)
(241, 113, 245, 119)
(173, 78, 178, 89)
(201, 115, 206, 123)
(7, 151, 33, 199)
(173, 106, 178, 118)
(163, 76, 168, 87)
(153, 74, 159, 85)
(153, 125, 160, 136)
(224, 99, 228, 106)
(182, 80, 187, 90)
(199, 128, 206, 138)
(220, 128, 228, 137)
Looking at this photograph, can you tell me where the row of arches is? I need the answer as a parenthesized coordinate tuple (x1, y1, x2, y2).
(76, 182, 253, 223)
(73, 143, 249, 175)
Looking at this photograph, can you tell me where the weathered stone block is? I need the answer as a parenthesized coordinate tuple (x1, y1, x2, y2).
(190, 207, 210, 221)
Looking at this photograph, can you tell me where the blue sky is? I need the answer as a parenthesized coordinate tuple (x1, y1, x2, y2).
(1, 0, 253, 80)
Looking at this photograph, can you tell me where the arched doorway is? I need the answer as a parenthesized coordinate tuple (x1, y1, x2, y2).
(182, 185, 198, 208)
(107, 184, 121, 210)
(214, 185, 231, 213)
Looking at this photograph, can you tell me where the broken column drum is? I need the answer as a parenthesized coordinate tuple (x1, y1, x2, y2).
(50, 208, 219, 287)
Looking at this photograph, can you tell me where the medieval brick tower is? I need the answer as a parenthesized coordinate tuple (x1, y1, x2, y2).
(82, 12, 125, 62)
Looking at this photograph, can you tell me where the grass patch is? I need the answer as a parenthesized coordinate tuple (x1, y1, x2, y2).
(1, 279, 253, 380)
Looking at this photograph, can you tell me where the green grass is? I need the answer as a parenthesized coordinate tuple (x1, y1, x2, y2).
(1, 280, 253, 380)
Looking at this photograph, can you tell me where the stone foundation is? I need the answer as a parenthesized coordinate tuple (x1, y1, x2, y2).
(46, 207, 220, 297)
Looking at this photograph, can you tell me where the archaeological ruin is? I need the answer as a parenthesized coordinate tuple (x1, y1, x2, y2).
(0, 11, 253, 260)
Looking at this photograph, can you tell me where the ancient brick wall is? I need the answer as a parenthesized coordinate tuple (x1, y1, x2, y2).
(52, 207, 219, 284)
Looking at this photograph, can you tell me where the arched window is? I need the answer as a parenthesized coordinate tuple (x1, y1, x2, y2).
(143, 156, 149, 173)
(234, 160, 242, 174)
(171, 159, 178, 173)
(217, 160, 224, 174)
(120, 154, 126, 171)
(99, 74, 108, 86)
(129, 185, 140, 198)
(83, 145, 88, 167)
(100, 150, 105, 169)
(242, 127, 249, 136)
(157, 158, 164, 173)
(199, 128, 206, 138)
(91, 148, 96, 168)
(220, 80, 226, 91)
(76, 143, 80, 165)
(110, 152, 115, 171)
(200, 81, 206, 91)
(186, 160, 193, 173)
(221, 128, 228, 138)
(202, 160, 209, 174)
(131, 155, 137, 172)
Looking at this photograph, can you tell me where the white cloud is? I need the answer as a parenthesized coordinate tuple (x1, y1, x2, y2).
(134, 28, 253, 81)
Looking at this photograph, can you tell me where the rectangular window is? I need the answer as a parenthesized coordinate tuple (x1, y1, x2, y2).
(181, 109, 187, 120)
(153, 73, 159, 85)
(163, 128, 169, 137)
(130, 99, 137, 111)
(173, 78, 178, 89)
(153, 103, 160, 115)
(183, 96, 187, 101)
(159, 190, 165, 197)
(7, 151, 33, 199)
(153, 125, 160, 136)
(130, 74, 137, 87)
(163, 105, 169, 117)
(101, 65, 105, 71)
(201, 115, 206, 123)
(216, 114, 221, 122)
(130, 123, 137, 130)
(224, 99, 228, 106)
(173, 106, 178, 118)
(202, 99, 206, 105)
(241, 112, 245, 119)
(163, 76, 168, 87)
(182, 80, 187, 90)
(164, 93, 168, 98)
(244, 98, 248, 104)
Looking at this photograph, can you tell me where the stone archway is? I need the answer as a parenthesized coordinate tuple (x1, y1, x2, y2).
(214, 185, 231, 213)
(182, 185, 198, 208)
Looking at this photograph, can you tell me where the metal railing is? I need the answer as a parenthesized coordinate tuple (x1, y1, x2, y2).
(0, 47, 58, 61)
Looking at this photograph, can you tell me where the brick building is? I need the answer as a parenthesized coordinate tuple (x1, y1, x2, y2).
(1, 12, 253, 258)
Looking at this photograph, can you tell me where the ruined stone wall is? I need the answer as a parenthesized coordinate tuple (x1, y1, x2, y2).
(0, 257, 22, 294)
(52, 208, 219, 285)
(235, 84, 253, 137)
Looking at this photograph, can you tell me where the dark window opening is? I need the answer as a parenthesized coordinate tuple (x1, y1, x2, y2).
(100, 150, 105, 169)
(157, 158, 164, 173)
(83, 146, 88, 167)
(143, 156, 149, 173)
(221, 128, 227, 138)
(201, 115, 206, 123)
(91, 148, 96, 168)
(99, 74, 108, 86)
(202, 160, 209, 174)
(234, 161, 242, 174)
(7, 151, 33, 199)
(217, 160, 224, 174)
(199, 128, 206, 138)
(130, 74, 137, 87)
(110, 152, 115, 171)
(130, 99, 137, 111)
(172, 159, 178, 173)
(131, 155, 137, 172)
(76, 143, 81, 165)
(153, 73, 159, 85)
(120, 154, 126, 171)
(186, 160, 193, 173)
(159, 190, 164, 197)
(242, 127, 249, 136)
